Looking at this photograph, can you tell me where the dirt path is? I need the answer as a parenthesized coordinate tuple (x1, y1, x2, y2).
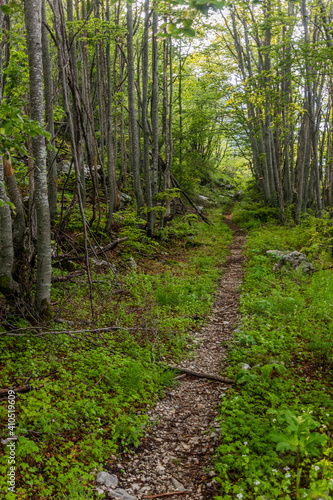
(101, 215, 246, 500)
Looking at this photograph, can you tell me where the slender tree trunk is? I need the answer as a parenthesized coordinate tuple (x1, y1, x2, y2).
(0, 3, 19, 300)
(67, 0, 85, 208)
(142, 0, 154, 235)
(151, 8, 159, 204)
(25, 0, 52, 317)
(127, 0, 144, 216)
(301, 0, 322, 216)
(178, 41, 183, 176)
(119, 37, 127, 187)
(160, 31, 169, 227)
(105, 0, 116, 232)
(3, 154, 25, 257)
(95, 1, 107, 197)
(0, 158, 19, 297)
(42, 0, 57, 219)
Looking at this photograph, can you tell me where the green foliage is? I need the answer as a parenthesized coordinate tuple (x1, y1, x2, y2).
(269, 411, 327, 456)
(232, 200, 281, 227)
(214, 218, 333, 499)
(0, 103, 50, 157)
(0, 208, 231, 499)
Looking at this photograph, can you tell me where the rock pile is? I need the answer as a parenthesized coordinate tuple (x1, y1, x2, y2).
(267, 250, 314, 274)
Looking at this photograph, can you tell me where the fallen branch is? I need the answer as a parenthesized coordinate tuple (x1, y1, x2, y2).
(170, 173, 212, 225)
(0, 326, 137, 337)
(143, 491, 191, 499)
(263, 277, 277, 287)
(54, 237, 128, 262)
(166, 365, 236, 384)
(312, 265, 333, 273)
(51, 270, 85, 283)
(0, 384, 42, 397)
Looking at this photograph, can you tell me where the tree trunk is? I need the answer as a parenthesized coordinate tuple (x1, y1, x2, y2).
(105, 0, 116, 232)
(142, 0, 154, 235)
(3, 154, 25, 257)
(151, 8, 159, 204)
(42, 0, 57, 220)
(0, 158, 19, 298)
(119, 37, 127, 187)
(127, 0, 144, 216)
(25, 0, 52, 317)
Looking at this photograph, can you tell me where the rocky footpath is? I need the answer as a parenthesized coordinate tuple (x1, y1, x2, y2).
(95, 214, 246, 500)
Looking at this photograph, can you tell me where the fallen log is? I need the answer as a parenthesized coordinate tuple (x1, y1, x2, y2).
(166, 365, 236, 384)
(54, 237, 128, 262)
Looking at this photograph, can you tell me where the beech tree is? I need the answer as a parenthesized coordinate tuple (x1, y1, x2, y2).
(210, 0, 333, 221)
(25, 0, 52, 316)
(3, 0, 333, 318)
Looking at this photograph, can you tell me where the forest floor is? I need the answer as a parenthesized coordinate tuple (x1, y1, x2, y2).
(96, 214, 246, 500)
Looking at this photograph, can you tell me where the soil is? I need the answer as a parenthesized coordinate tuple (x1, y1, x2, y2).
(104, 214, 246, 500)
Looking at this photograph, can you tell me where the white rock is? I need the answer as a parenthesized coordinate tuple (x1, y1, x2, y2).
(156, 460, 165, 473)
(171, 477, 185, 491)
(120, 192, 132, 203)
(128, 257, 137, 269)
(97, 471, 118, 488)
(107, 489, 138, 500)
(92, 258, 109, 268)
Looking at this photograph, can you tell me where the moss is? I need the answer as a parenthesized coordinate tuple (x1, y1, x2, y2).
(0, 274, 12, 293)
(40, 298, 53, 320)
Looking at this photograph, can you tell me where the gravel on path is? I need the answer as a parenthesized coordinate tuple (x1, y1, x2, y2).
(100, 214, 246, 500)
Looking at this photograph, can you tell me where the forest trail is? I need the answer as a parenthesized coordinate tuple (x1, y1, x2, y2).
(101, 215, 246, 500)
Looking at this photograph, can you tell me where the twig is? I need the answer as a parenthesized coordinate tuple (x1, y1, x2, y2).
(86, 368, 110, 393)
(312, 265, 333, 273)
(263, 278, 277, 287)
(143, 492, 191, 499)
(163, 365, 236, 384)
(219, 303, 234, 311)
(196, 381, 212, 388)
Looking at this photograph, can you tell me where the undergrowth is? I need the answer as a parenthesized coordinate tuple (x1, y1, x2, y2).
(214, 214, 333, 500)
(0, 208, 232, 499)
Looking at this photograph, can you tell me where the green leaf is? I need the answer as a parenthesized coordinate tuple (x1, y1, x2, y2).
(0, 4, 11, 14)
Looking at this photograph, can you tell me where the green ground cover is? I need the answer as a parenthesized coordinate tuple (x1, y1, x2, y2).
(0, 209, 232, 499)
(215, 211, 333, 500)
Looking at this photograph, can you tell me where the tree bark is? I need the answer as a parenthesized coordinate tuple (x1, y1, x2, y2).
(41, 0, 57, 220)
(151, 8, 159, 205)
(142, 0, 154, 235)
(127, 0, 144, 216)
(25, 0, 52, 317)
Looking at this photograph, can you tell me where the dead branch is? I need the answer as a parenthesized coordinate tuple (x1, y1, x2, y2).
(51, 270, 85, 283)
(166, 365, 236, 384)
(54, 237, 128, 262)
(0, 326, 147, 337)
(0, 384, 43, 396)
(312, 265, 333, 273)
(170, 173, 212, 225)
(143, 492, 191, 499)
